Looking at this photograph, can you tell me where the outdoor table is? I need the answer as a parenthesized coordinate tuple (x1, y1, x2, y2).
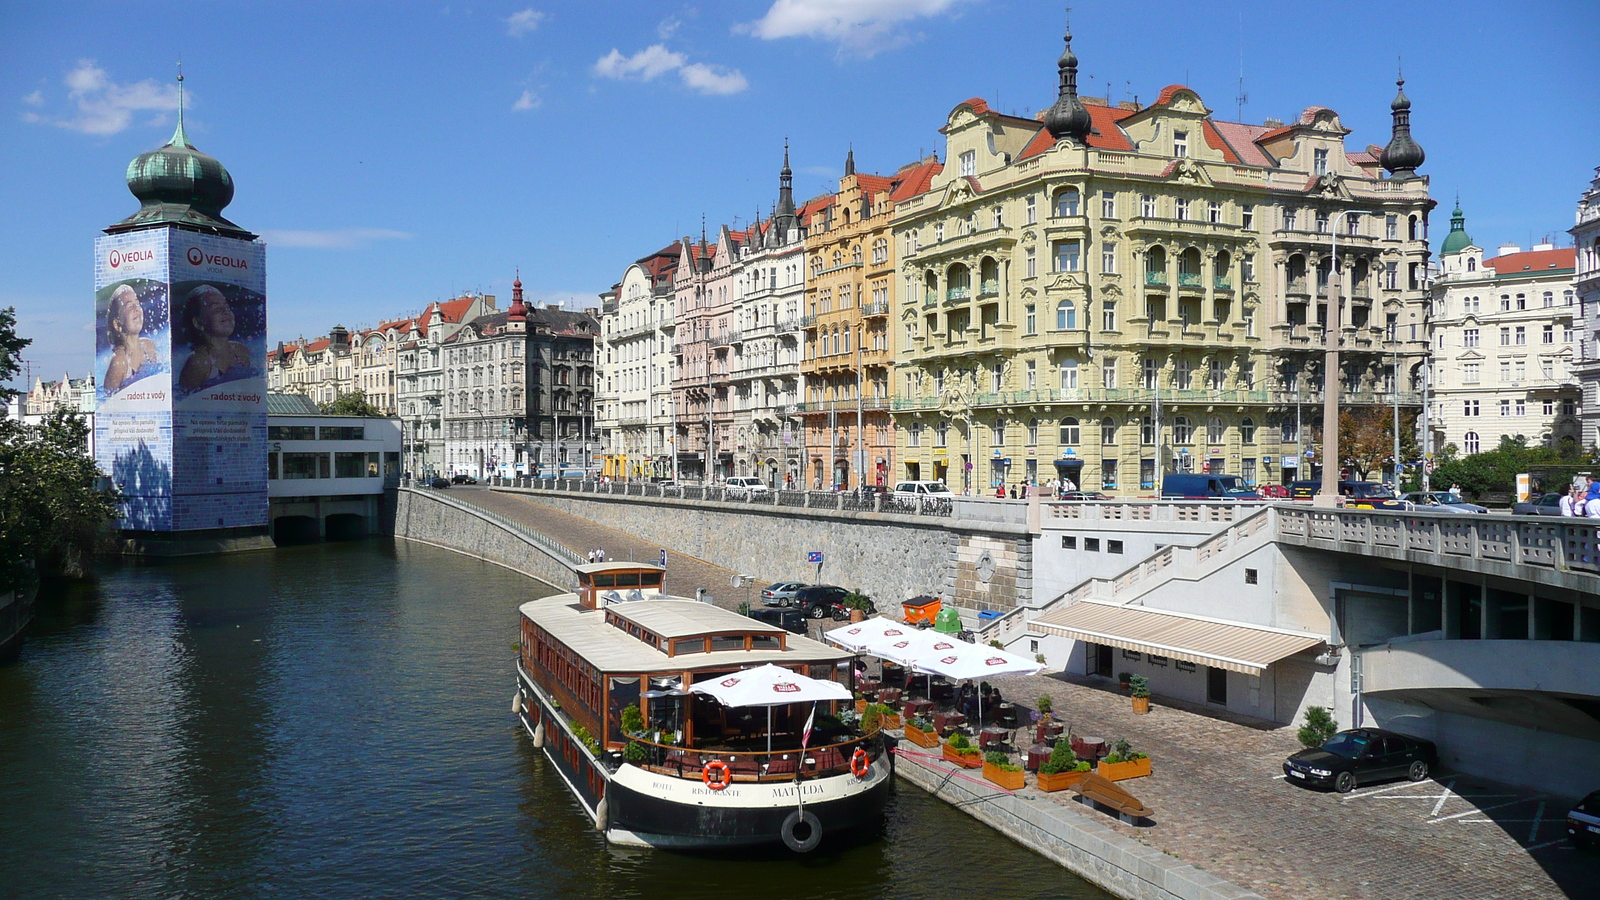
(1036, 720, 1065, 743)
(933, 711, 966, 735)
(1072, 736, 1108, 761)
(978, 726, 1007, 750)
(878, 687, 902, 705)
(903, 697, 935, 718)
(929, 680, 955, 704)
(996, 702, 1018, 728)
(1025, 743, 1053, 771)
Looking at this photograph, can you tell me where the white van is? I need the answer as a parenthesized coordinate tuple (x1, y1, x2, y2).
(892, 480, 952, 500)
(724, 476, 769, 497)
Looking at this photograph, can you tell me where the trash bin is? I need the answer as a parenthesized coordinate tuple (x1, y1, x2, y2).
(902, 595, 941, 626)
(977, 609, 1002, 624)
(934, 607, 962, 634)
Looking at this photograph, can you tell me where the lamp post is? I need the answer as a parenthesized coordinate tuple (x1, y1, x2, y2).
(1316, 210, 1357, 507)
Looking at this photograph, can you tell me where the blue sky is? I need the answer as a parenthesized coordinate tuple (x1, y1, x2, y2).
(3, 0, 1597, 387)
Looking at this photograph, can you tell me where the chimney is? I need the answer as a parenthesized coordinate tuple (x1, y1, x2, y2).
(1498, 243, 1522, 256)
(1533, 241, 1555, 252)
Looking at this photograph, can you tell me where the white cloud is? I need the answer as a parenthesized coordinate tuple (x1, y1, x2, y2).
(25, 60, 181, 136)
(679, 63, 748, 96)
(505, 8, 545, 36)
(594, 44, 687, 81)
(259, 228, 413, 250)
(657, 16, 681, 40)
(742, 0, 971, 56)
(512, 89, 542, 111)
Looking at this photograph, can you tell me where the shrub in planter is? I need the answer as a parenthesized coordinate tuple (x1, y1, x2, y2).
(620, 703, 645, 737)
(1129, 674, 1151, 714)
(1297, 706, 1338, 748)
(860, 703, 883, 734)
(1036, 693, 1053, 718)
(904, 716, 940, 748)
(982, 751, 1025, 790)
(1117, 671, 1132, 690)
(622, 740, 647, 764)
(1036, 744, 1093, 792)
(1097, 738, 1151, 781)
(942, 731, 982, 768)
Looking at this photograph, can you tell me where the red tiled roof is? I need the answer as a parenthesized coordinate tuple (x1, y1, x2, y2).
(856, 173, 892, 195)
(1255, 124, 1293, 144)
(1201, 120, 1241, 164)
(1154, 84, 1194, 107)
(1017, 105, 1136, 160)
(888, 158, 942, 202)
(437, 297, 474, 322)
(955, 97, 991, 115)
(1210, 121, 1276, 167)
(1486, 248, 1575, 273)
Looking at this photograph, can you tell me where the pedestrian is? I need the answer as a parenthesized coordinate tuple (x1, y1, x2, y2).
(1560, 488, 1577, 517)
(995, 484, 1006, 499)
(597, 548, 606, 562)
(1449, 483, 1462, 497)
(587, 549, 596, 564)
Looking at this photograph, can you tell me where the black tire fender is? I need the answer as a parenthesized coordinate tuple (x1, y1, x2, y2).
(780, 809, 822, 853)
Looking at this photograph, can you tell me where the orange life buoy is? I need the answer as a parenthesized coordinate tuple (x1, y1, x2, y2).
(851, 748, 870, 778)
(702, 759, 732, 791)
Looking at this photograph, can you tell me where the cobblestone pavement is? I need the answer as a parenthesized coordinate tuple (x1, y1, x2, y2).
(440, 488, 1597, 898)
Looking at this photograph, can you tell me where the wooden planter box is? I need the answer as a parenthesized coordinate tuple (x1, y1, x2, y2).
(982, 761, 1025, 791)
(904, 723, 940, 748)
(882, 713, 904, 730)
(1096, 757, 1152, 781)
(1035, 768, 1090, 792)
(856, 699, 868, 714)
(942, 742, 982, 768)
(1132, 696, 1151, 714)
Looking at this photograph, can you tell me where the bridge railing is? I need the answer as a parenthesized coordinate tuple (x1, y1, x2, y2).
(404, 486, 586, 568)
(494, 477, 956, 518)
(1275, 507, 1600, 576)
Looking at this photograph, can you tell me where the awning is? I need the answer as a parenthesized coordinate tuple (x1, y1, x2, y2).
(1030, 601, 1324, 675)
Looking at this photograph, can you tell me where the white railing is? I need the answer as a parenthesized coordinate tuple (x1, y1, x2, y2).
(1275, 507, 1600, 576)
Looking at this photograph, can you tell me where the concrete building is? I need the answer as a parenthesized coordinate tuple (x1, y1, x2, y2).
(395, 293, 497, 478)
(598, 244, 679, 481)
(1427, 204, 1579, 456)
(266, 395, 400, 542)
(1570, 166, 1600, 449)
(891, 29, 1433, 495)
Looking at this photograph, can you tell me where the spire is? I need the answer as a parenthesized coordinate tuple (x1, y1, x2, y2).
(844, 144, 855, 177)
(776, 138, 796, 219)
(171, 64, 191, 149)
(1440, 198, 1474, 256)
(508, 269, 527, 319)
(1043, 12, 1092, 143)
(1379, 64, 1425, 179)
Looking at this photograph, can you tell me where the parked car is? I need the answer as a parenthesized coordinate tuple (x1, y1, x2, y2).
(1566, 790, 1600, 849)
(1282, 728, 1437, 793)
(793, 584, 851, 620)
(1059, 490, 1112, 501)
(724, 476, 770, 497)
(1403, 491, 1490, 514)
(892, 480, 953, 500)
(1513, 493, 1566, 516)
(429, 477, 451, 489)
(760, 581, 807, 607)
(1256, 483, 1291, 499)
(451, 474, 477, 485)
(745, 606, 808, 635)
(1160, 474, 1260, 500)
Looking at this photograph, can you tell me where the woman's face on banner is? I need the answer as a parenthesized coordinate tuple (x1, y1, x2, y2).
(193, 290, 235, 339)
(117, 296, 144, 336)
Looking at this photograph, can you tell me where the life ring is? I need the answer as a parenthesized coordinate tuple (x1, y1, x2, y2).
(780, 808, 822, 853)
(851, 747, 870, 778)
(702, 760, 732, 791)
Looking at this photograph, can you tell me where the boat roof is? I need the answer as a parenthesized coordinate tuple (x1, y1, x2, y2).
(576, 561, 665, 575)
(520, 594, 851, 673)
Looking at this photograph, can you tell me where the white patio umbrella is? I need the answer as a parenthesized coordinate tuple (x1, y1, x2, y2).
(823, 617, 923, 655)
(689, 663, 851, 754)
(910, 641, 1041, 729)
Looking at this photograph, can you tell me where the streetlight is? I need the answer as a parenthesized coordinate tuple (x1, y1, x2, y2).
(1316, 210, 1357, 507)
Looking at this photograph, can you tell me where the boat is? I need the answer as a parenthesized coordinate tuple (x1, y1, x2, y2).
(515, 561, 892, 852)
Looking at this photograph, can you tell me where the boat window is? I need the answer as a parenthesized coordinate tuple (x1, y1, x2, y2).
(809, 664, 834, 680)
(593, 574, 616, 587)
(578, 573, 591, 586)
(750, 635, 781, 650)
(673, 638, 706, 655)
(641, 572, 664, 587)
(615, 572, 642, 587)
(710, 635, 745, 652)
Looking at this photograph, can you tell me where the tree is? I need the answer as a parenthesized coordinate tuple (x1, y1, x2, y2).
(1431, 434, 1592, 496)
(1336, 407, 1419, 481)
(319, 390, 385, 417)
(0, 306, 29, 404)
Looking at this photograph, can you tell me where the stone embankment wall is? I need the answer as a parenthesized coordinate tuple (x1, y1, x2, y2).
(394, 489, 575, 591)
(893, 749, 1266, 900)
(494, 486, 1032, 613)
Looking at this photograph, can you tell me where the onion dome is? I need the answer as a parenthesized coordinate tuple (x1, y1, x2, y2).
(1439, 202, 1473, 256)
(105, 73, 254, 239)
(1379, 76, 1426, 180)
(1043, 20, 1092, 143)
(509, 271, 527, 320)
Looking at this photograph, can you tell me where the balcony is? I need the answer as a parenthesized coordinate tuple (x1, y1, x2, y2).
(1145, 272, 1168, 287)
(800, 315, 818, 329)
(946, 287, 971, 302)
(862, 300, 890, 317)
(978, 281, 1000, 298)
(1177, 272, 1202, 289)
(1214, 277, 1233, 291)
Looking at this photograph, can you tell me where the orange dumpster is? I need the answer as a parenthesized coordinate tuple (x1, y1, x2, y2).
(902, 595, 941, 626)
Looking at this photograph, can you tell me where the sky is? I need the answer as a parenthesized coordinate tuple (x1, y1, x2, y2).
(3, 0, 1597, 389)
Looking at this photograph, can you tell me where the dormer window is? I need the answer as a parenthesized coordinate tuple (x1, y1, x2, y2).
(960, 150, 976, 177)
(1173, 130, 1189, 158)
(1313, 148, 1329, 175)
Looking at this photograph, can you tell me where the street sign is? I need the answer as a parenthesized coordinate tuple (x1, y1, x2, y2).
(806, 551, 823, 564)
(659, 549, 667, 569)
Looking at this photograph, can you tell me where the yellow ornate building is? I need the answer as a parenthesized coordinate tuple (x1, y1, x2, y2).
(891, 27, 1433, 494)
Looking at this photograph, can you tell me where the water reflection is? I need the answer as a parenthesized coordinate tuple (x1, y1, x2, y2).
(0, 540, 1109, 900)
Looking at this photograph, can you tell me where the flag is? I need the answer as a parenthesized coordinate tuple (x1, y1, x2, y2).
(800, 702, 817, 751)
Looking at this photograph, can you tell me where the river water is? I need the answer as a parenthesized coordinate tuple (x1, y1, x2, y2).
(0, 540, 1110, 899)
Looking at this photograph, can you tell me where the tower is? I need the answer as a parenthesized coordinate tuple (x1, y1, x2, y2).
(94, 72, 269, 541)
(1379, 73, 1426, 180)
(1043, 15, 1092, 144)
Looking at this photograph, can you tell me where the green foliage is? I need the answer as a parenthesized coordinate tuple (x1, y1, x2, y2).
(1035, 693, 1053, 716)
(0, 410, 121, 591)
(1103, 738, 1146, 764)
(622, 740, 647, 764)
(1129, 674, 1150, 699)
(570, 723, 601, 756)
(984, 751, 1020, 771)
(318, 389, 386, 417)
(1431, 434, 1591, 498)
(909, 716, 934, 732)
(736, 600, 752, 617)
(988, 639, 1004, 649)
(1039, 741, 1079, 775)
(620, 703, 644, 736)
(1036, 652, 1046, 663)
(0, 307, 29, 402)
(1117, 671, 1132, 684)
(1297, 706, 1340, 749)
(947, 731, 972, 751)
(860, 702, 884, 733)
(841, 590, 874, 611)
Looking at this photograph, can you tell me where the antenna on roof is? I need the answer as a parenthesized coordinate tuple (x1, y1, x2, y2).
(1235, 11, 1248, 121)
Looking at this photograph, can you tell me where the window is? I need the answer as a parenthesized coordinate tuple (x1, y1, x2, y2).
(1241, 417, 1256, 444)
(1102, 358, 1117, 389)
(1025, 305, 1036, 335)
(1315, 211, 1329, 233)
(1061, 536, 1076, 549)
(1055, 240, 1081, 272)
(1060, 417, 1080, 445)
(993, 207, 1004, 229)
(1284, 209, 1298, 231)
(992, 364, 1003, 392)
(1515, 326, 1526, 346)
(1102, 417, 1117, 445)
(1313, 148, 1329, 174)
(1027, 417, 1039, 445)
(1500, 399, 1511, 417)
(1516, 293, 1527, 311)
(1545, 399, 1556, 416)
(1026, 361, 1037, 391)
(1241, 255, 1255, 283)
(1102, 302, 1117, 332)
(1544, 324, 1555, 344)
(1060, 359, 1079, 390)
(1240, 363, 1254, 389)
(1102, 190, 1116, 218)
(1347, 213, 1360, 235)
(1141, 194, 1156, 217)
(1175, 359, 1193, 389)
(1025, 247, 1037, 278)
(1173, 416, 1192, 444)
(1463, 363, 1480, 384)
(1500, 327, 1511, 346)
(1084, 538, 1100, 552)
(1463, 400, 1480, 416)
(1208, 201, 1222, 224)
(1385, 214, 1398, 240)
(1056, 300, 1077, 330)
(1101, 243, 1117, 274)
(1241, 205, 1254, 229)
(908, 422, 922, 446)
(1173, 130, 1189, 157)
(1209, 359, 1225, 390)
(1055, 188, 1081, 217)
(1142, 357, 1158, 390)
(936, 422, 948, 446)
(1176, 198, 1190, 221)
(1026, 195, 1037, 224)
(1141, 416, 1155, 445)
(1499, 360, 1510, 382)
(991, 420, 1005, 445)
(1501, 294, 1512, 312)
(1107, 540, 1124, 554)
(1385, 262, 1398, 290)
(1515, 360, 1525, 381)
(1464, 431, 1480, 454)
(959, 150, 976, 176)
(1244, 568, 1259, 585)
(1463, 328, 1479, 348)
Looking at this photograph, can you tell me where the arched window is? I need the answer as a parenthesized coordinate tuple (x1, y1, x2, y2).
(1059, 417, 1080, 446)
(1056, 300, 1077, 330)
(1173, 415, 1193, 444)
(1101, 417, 1117, 445)
(1146, 246, 1167, 283)
(832, 251, 843, 268)
(1240, 417, 1256, 444)
(1466, 258, 1476, 272)
(1207, 416, 1224, 445)
(1408, 215, 1419, 240)
(852, 245, 863, 265)
(1543, 291, 1554, 308)
(1054, 187, 1081, 217)
(1027, 418, 1039, 445)
(1464, 431, 1480, 454)
(947, 264, 971, 298)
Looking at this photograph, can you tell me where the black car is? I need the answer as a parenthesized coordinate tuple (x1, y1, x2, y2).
(451, 474, 478, 485)
(1568, 790, 1600, 849)
(1282, 727, 1437, 793)
(793, 584, 850, 619)
(429, 477, 451, 488)
(745, 606, 807, 635)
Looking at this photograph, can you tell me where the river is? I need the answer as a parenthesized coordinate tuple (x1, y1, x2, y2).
(0, 539, 1110, 899)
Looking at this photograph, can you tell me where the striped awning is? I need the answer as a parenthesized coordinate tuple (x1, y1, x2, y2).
(1031, 601, 1324, 675)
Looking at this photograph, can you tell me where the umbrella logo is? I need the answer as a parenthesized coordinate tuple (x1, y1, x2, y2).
(772, 683, 800, 693)
(894, 641, 911, 649)
(941, 656, 959, 664)
(884, 629, 903, 636)
(720, 677, 742, 687)
(846, 627, 862, 634)
(985, 658, 1007, 666)
(934, 642, 954, 650)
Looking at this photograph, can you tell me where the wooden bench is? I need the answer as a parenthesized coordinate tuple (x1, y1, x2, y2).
(1072, 772, 1152, 824)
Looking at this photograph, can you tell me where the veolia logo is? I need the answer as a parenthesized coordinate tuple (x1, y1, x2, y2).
(108, 248, 153, 268)
(186, 246, 249, 269)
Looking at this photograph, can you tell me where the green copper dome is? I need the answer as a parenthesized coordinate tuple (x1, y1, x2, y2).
(1439, 203, 1473, 256)
(105, 76, 254, 240)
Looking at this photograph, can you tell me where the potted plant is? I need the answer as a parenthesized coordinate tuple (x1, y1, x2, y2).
(1297, 706, 1338, 748)
(982, 751, 1026, 790)
(1129, 674, 1151, 714)
(842, 591, 874, 623)
(876, 702, 903, 731)
(942, 731, 982, 768)
(904, 715, 940, 748)
(620, 703, 645, 738)
(1036, 693, 1053, 720)
(1118, 671, 1132, 691)
(854, 691, 868, 715)
(622, 740, 648, 765)
(860, 702, 883, 734)
(1096, 738, 1151, 781)
(1036, 742, 1092, 792)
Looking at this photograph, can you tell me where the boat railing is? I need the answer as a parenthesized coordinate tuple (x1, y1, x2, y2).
(623, 730, 885, 782)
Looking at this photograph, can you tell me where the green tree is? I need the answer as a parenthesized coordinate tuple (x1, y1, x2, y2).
(319, 390, 385, 417)
(1431, 434, 1589, 496)
(0, 307, 29, 403)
